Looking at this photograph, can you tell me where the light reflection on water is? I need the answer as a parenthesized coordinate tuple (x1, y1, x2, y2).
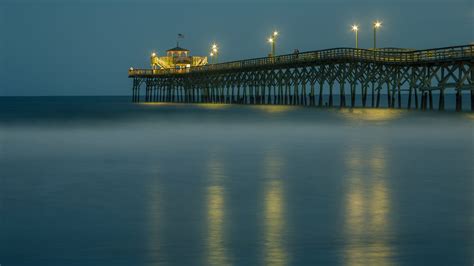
(198, 103, 230, 110)
(344, 145, 394, 266)
(1, 98, 473, 266)
(263, 149, 288, 266)
(206, 150, 232, 266)
(251, 105, 295, 114)
(339, 109, 404, 122)
(140, 102, 175, 106)
(465, 113, 474, 120)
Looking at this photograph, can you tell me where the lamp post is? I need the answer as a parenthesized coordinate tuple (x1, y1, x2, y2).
(351, 25, 359, 49)
(373, 21, 382, 49)
(150, 52, 157, 69)
(268, 38, 274, 57)
(211, 43, 219, 64)
(268, 31, 278, 57)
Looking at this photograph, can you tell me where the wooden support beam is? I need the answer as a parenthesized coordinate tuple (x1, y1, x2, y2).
(340, 81, 346, 108)
(318, 81, 324, 107)
(350, 82, 356, 108)
(329, 82, 334, 107)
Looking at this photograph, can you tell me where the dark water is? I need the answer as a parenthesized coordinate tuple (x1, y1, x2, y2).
(1, 97, 473, 266)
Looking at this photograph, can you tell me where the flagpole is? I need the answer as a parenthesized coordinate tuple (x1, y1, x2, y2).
(177, 34, 184, 47)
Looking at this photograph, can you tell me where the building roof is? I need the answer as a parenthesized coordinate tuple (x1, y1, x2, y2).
(167, 46, 190, 52)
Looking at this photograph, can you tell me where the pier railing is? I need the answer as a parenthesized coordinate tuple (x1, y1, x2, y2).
(129, 45, 474, 77)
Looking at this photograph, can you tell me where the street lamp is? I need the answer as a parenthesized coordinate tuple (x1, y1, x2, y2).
(268, 38, 274, 57)
(268, 31, 278, 57)
(373, 21, 382, 49)
(150, 52, 157, 69)
(351, 25, 359, 49)
(210, 43, 219, 63)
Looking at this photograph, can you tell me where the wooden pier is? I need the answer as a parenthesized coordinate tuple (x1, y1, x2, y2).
(129, 45, 474, 111)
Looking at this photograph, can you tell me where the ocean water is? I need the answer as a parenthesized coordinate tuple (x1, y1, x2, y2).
(0, 96, 473, 266)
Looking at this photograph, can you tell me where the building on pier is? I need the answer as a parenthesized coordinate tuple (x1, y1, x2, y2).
(150, 43, 208, 70)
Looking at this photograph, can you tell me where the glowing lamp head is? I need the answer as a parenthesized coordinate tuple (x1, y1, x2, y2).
(151, 52, 156, 57)
(210, 52, 214, 56)
(212, 44, 217, 49)
(268, 38, 274, 43)
(273, 31, 278, 36)
(374, 21, 382, 28)
(212, 48, 218, 53)
(129, 67, 134, 71)
(352, 25, 359, 32)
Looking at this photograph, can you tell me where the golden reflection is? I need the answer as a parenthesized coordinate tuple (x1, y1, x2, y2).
(198, 103, 230, 110)
(368, 146, 392, 265)
(344, 145, 394, 266)
(345, 148, 365, 235)
(140, 102, 176, 106)
(346, 179, 364, 235)
(340, 109, 403, 122)
(370, 146, 388, 222)
(251, 105, 295, 113)
(263, 150, 288, 266)
(464, 113, 474, 120)
(206, 152, 231, 266)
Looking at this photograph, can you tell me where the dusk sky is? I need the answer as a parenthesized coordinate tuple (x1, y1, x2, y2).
(1, 0, 472, 96)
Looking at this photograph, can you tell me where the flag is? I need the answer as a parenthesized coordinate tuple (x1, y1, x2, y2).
(178, 33, 184, 39)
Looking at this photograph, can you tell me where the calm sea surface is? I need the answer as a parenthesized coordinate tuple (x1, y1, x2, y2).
(1, 97, 473, 266)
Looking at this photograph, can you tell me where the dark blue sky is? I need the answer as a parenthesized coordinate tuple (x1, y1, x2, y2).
(1, 0, 472, 96)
